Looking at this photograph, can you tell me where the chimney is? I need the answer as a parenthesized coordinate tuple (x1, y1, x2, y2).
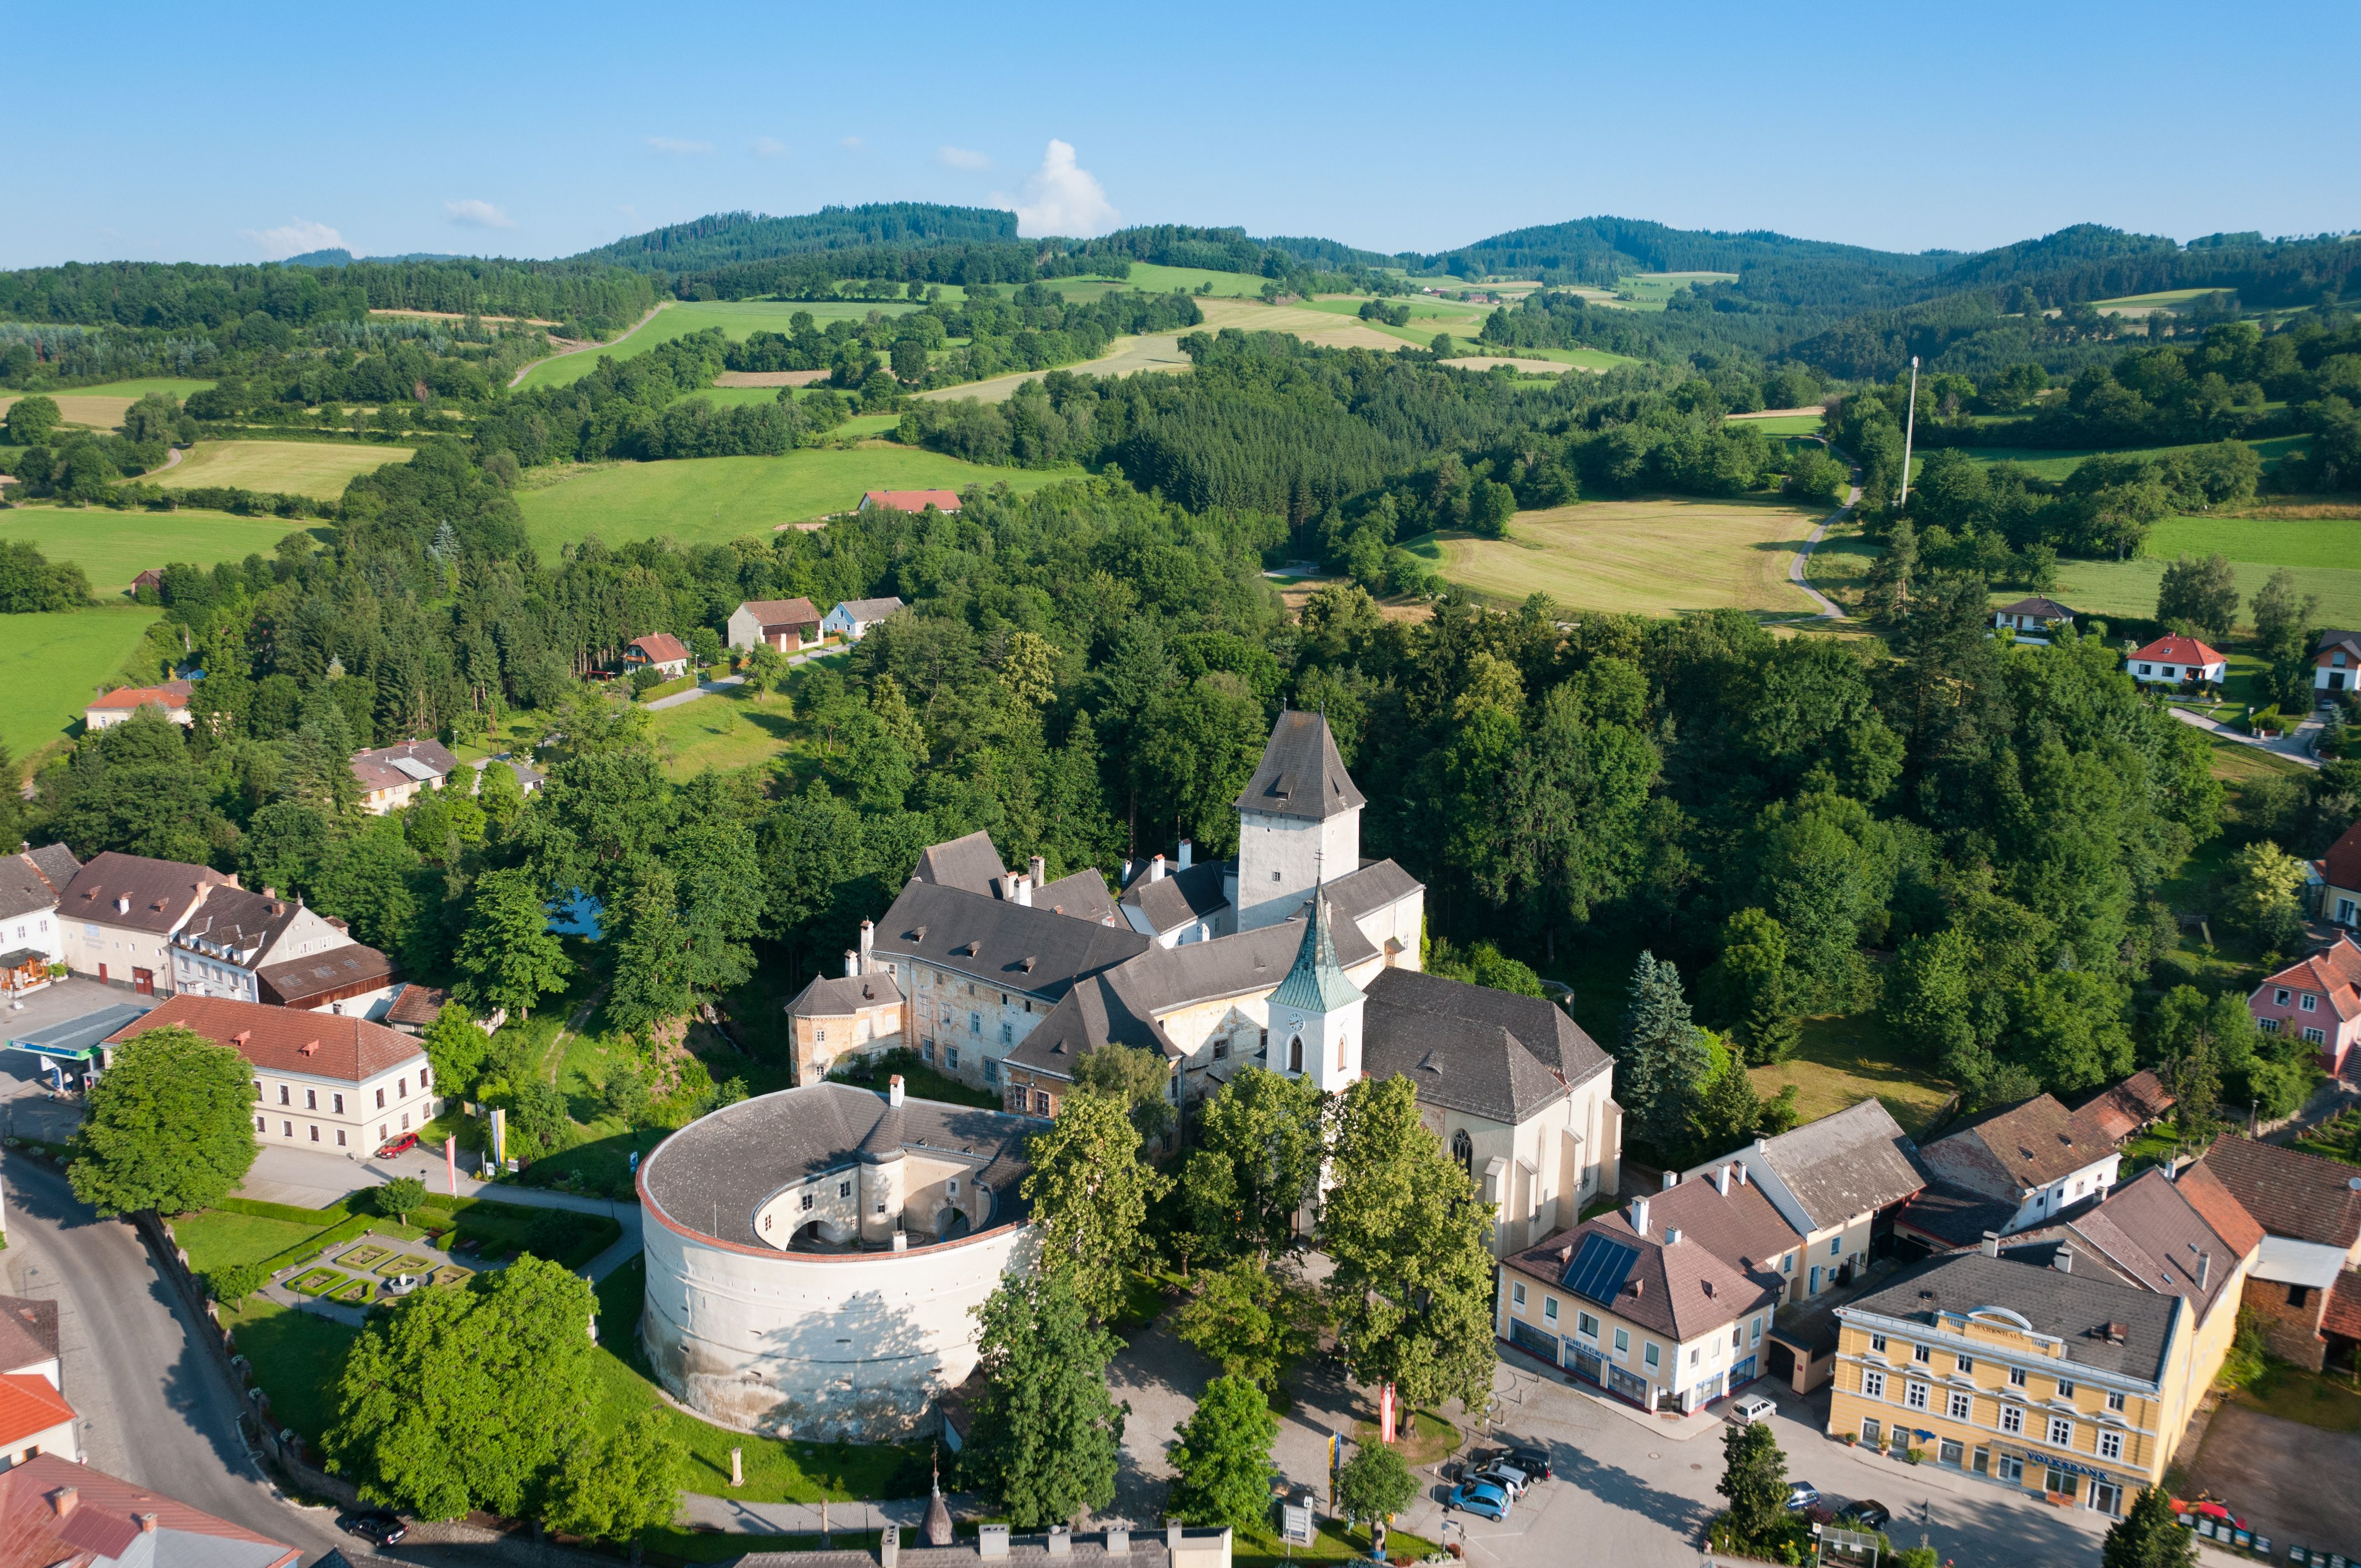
(1013, 874, 1032, 908)
(845, 949, 859, 979)
(115, 895, 130, 915)
(138, 1515, 158, 1535)
(1715, 1164, 1732, 1196)
(263, 886, 276, 900)
(1753, 1137, 1771, 1154)
(1981, 1232, 2000, 1258)
(888, 1074, 905, 1108)
(1736, 1163, 1749, 1185)
(1121, 858, 1133, 884)
(1629, 1195, 1651, 1237)
(48, 1488, 76, 1517)
(1178, 839, 1194, 870)
(1150, 854, 1166, 883)
(2196, 1252, 2211, 1290)
(1662, 1169, 1677, 1191)
(1029, 854, 1046, 886)
(859, 919, 874, 970)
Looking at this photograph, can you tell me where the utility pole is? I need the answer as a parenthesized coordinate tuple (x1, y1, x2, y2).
(1896, 356, 1921, 507)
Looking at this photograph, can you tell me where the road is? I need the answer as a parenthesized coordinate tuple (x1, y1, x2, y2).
(507, 304, 667, 389)
(1786, 443, 1859, 624)
(638, 644, 845, 712)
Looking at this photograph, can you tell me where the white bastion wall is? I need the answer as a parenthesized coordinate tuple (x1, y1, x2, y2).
(640, 1212, 1035, 1441)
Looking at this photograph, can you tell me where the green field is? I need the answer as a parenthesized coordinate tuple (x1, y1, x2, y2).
(2050, 553, 2361, 632)
(514, 447, 1071, 556)
(2145, 512, 2361, 571)
(1750, 1012, 1956, 1137)
(1463, 343, 1639, 372)
(153, 439, 413, 500)
(1, 505, 313, 594)
(2092, 287, 2219, 313)
(0, 605, 161, 756)
(1913, 434, 2309, 483)
(1731, 413, 1827, 435)
(516, 300, 931, 392)
(645, 685, 805, 778)
(1098, 262, 1271, 297)
(17, 377, 216, 401)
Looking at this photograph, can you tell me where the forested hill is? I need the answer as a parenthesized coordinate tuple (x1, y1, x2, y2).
(0, 257, 657, 335)
(1411, 216, 1957, 291)
(569, 204, 1022, 271)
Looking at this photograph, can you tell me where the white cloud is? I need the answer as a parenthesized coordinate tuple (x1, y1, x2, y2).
(752, 136, 789, 159)
(646, 136, 714, 155)
(241, 217, 345, 259)
(446, 198, 515, 230)
(998, 140, 1119, 238)
(937, 145, 989, 171)
(839, 135, 864, 151)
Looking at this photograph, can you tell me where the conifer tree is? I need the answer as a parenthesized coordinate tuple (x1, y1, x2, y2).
(1620, 951, 1712, 1156)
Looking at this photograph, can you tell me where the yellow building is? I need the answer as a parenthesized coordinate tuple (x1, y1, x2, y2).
(1829, 1244, 2196, 1520)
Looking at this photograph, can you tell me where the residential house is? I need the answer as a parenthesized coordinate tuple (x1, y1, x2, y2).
(727, 597, 822, 654)
(819, 597, 907, 641)
(1828, 1246, 2191, 1519)
(0, 1453, 298, 1568)
(255, 944, 400, 1019)
(0, 1297, 61, 1389)
(2125, 635, 2227, 690)
(1686, 1098, 1926, 1302)
(349, 739, 462, 815)
(2248, 932, 2361, 1076)
(83, 682, 193, 732)
(784, 965, 906, 1085)
(1917, 1094, 2121, 1234)
(1497, 1191, 1786, 1413)
(1992, 596, 2076, 640)
(2314, 627, 2361, 700)
(56, 852, 233, 995)
(0, 845, 79, 995)
(858, 489, 961, 515)
(169, 886, 369, 1009)
(2196, 1135, 2361, 1369)
(473, 754, 545, 797)
(107, 995, 439, 1155)
(623, 633, 691, 678)
(0, 1375, 78, 1469)
(383, 983, 449, 1034)
(2070, 1071, 2177, 1146)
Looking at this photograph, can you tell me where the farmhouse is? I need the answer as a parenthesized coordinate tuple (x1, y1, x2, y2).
(1992, 596, 2076, 640)
(2315, 627, 2361, 698)
(129, 568, 165, 595)
(1916, 1093, 2121, 1234)
(349, 739, 462, 815)
(727, 597, 822, 654)
(637, 1076, 1041, 1439)
(858, 489, 961, 515)
(107, 994, 438, 1155)
(2125, 634, 2226, 690)
(819, 597, 906, 642)
(83, 680, 194, 731)
(623, 633, 690, 678)
(56, 851, 235, 996)
(2246, 932, 2361, 1076)
(2197, 1134, 2361, 1370)
(0, 844, 79, 995)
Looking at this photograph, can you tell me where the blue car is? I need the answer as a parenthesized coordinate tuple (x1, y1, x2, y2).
(1450, 1480, 1512, 1522)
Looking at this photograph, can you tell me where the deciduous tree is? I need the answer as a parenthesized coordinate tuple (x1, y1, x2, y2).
(1183, 1065, 1324, 1264)
(1174, 1259, 1321, 1391)
(545, 1408, 682, 1544)
(1716, 1419, 1789, 1549)
(1020, 1090, 1171, 1322)
(454, 868, 571, 1021)
(1168, 1375, 1279, 1532)
(68, 1026, 256, 1216)
(2103, 1486, 2196, 1568)
(1334, 1441, 1416, 1537)
(962, 1271, 1124, 1528)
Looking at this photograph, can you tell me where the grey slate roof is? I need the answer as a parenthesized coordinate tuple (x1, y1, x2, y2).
(912, 831, 1007, 895)
(639, 1084, 1041, 1248)
(1751, 1098, 1925, 1229)
(1120, 858, 1231, 935)
(872, 880, 1150, 1001)
(2199, 1135, 2361, 1249)
(785, 972, 904, 1017)
(835, 596, 906, 622)
(1322, 857, 1422, 927)
(2007, 1167, 2259, 1326)
(1895, 1181, 2023, 1249)
(1032, 868, 1118, 925)
(1361, 967, 1613, 1124)
(0, 845, 77, 923)
(1839, 1250, 2183, 1385)
(254, 943, 396, 1006)
(174, 888, 304, 965)
(1234, 711, 1364, 822)
(1267, 892, 1364, 1014)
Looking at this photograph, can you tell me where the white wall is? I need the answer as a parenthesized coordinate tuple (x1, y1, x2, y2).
(0, 906, 64, 966)
(1236, 808, 1361, 931)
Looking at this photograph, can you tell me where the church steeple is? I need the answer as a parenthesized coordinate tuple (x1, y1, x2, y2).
(1266, 889, 1366, 1091)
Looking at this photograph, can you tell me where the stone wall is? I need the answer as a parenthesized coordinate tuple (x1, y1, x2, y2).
(2239, 1274, 2329, 1370)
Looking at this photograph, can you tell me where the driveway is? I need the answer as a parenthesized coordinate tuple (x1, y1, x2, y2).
(2170, 705, 2323, 770)
(2183, 1401, 2361, 1555)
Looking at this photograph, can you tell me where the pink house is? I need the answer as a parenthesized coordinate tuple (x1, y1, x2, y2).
(2248, 933, 2361, 1076)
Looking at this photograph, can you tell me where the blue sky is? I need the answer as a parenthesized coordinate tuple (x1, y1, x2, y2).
(10, 0, 2356, 269)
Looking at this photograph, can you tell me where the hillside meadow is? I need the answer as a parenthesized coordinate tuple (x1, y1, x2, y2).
(515, 299, 932, 392)
(0, 605, 161, 757)
(153, 439, 415, 499)
(1, 504, 312, 594)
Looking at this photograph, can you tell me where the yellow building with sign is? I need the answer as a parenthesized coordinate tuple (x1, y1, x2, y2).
(1829, 1248, 2194, 1519)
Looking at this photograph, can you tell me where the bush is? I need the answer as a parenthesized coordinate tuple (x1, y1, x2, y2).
(208, 1261, 267, 1305)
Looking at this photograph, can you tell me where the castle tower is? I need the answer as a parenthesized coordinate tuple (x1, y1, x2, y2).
(1266, 889, 1365, 1093)
(1234, 711, 1365, 932)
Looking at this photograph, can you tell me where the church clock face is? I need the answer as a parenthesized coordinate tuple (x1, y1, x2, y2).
(1287, 1015, 1303, 1031)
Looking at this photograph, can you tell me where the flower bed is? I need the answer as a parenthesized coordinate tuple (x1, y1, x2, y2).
(333, 1279, 376, 1304)
(429, 1265, 470, 1287)
(292, 1268, 346, 1296)
(381, 1253, 434, 1276)
(339, 1243, 391, 1268)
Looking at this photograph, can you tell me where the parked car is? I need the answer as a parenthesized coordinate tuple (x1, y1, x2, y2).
(1449, 1481, 1512, 1522)
(1844, 1501, 1892, 1531)
(384, 1274, 422, 1296)
(1731, 1394, 1778, 1424)
(378, 1133, 420, 1158)
(1469, 1464, 1530, 1498)
(1785, 1483, 1821, 1512)
(339, 1511, 406, 1547)
(1504, 1445, 1553, 1483)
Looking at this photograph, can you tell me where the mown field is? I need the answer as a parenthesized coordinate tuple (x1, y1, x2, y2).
(153, 439, 413, 500)
(2050, 551, 2361, 631)
(1729, 413, 1827, 435)
(915, 334, 1193, 403)
(514, 445, 1070, 556)
(1, 378, 217, 432)
(644, 684, 805, 778)
(0, 604, 160, 756)
(1914, 433, 2309, 483)
(1, 504, 312, 594)
(1410, 496, 1829, 620)
(516, 300, 931, 392)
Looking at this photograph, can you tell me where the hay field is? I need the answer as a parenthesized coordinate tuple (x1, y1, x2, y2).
(1729, 413, 1826, 435)
(514, 446, 1069, 556)
(1109, 263, 1270, 297)
(1412, 496, 1829, 619)
(1, 379, 216, 431)
(515, 300, 928, 392)
(0, 505, 312, 594)
(154, 440, 412, 500)
(1192, 297, 1403, 350)
(1913, 434, 2306, 484)
(0, 605, 162, 757)
(917, 334, 1193, 403)
(2091, 288, 2218, 315)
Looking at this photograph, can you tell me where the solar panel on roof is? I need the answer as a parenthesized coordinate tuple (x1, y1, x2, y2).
(1561, 1231, 1641, 1305)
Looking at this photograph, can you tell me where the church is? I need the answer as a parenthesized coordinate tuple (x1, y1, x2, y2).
(786, 710, 1623, 1257)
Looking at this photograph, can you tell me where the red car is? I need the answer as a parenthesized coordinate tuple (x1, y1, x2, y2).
(377, 1133, 420, 1158)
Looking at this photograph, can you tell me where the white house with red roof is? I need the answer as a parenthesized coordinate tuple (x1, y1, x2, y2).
(0, 1374, 78, 1468)
(623, 633, 690, 678)
(2126, 634, 2227, 690)
(857, 488, 961, 515)
(81, 682, 193, 732)
(2248, 932, 2361, 1076)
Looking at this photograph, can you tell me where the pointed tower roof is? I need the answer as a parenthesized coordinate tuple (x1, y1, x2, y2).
(1236, 711, 1366, 821)
(1268, 891, 1366, 1014)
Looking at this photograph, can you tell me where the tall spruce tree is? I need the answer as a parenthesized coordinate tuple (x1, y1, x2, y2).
(1620, 951, 1712, 1156)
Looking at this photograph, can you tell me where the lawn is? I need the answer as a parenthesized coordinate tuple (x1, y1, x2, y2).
(0, 603, 162, 758)
(1409, 496, 1830, 622)
(2229, 1363, 2361, 1433)
(644, 685, 805, 778)
(514, 448, 1070, 557)
(1747, 1012, 1957, 1137)
(1729, 413, 1827, 435)
(516, 301, 929, 392)
(219, 1298, 357, 1446)
(0, 504, 312, 594)
(2091, 288, 2222, 313)
(2049, 553, 2361, 633)
(174, 1211, 333, 1276)
(152, 439, 414, 500)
